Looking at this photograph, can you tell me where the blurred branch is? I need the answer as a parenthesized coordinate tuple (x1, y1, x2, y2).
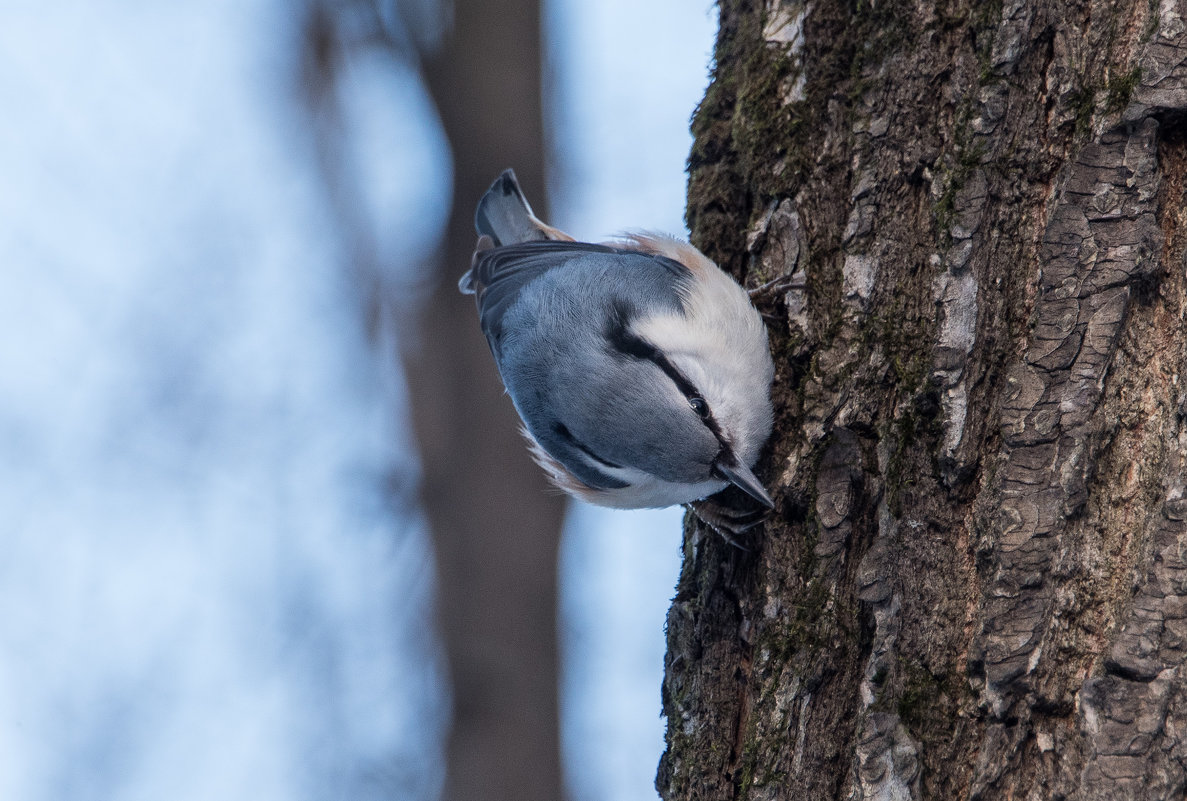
(297, 0, 386, 339)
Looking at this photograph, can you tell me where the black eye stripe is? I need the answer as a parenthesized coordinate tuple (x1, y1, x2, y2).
(606, 301, 697, 393)
(605, 303, 726, 444)
(651, 351, 699, 400)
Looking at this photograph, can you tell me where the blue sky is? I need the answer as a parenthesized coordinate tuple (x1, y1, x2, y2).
(0, 2, 715, 799)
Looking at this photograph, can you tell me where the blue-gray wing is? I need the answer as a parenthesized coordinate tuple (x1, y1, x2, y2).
(468, 241, 616, 343)
(466, 240, 690, 355)
(530, 418, 631, 490)
(465, 240, 707, 491)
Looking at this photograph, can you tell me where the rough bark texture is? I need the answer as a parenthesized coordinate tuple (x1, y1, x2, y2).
(660, 1, 1187, 799)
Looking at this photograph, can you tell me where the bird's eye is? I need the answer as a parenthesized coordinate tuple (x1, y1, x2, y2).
(688, 396, 710, 419)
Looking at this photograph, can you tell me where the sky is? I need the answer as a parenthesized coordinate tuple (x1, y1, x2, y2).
(0, 1, 715, 799)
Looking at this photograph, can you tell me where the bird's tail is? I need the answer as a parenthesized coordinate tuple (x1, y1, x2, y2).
(474, 169, 572, 247)
(460, 169, 573, 295)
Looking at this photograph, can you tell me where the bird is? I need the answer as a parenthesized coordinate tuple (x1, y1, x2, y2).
(458, 169, 776, 518)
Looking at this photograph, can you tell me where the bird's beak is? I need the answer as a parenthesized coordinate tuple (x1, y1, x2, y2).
(713, 457, 774, 509)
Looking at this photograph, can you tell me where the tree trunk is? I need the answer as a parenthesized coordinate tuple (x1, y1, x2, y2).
(295, 1, 566, 799)
(660, 1, 1187, 799)
(414, 3, 569, 801)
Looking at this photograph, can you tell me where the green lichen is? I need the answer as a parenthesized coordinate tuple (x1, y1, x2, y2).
(734, 44, 806, 196)
(932, 98, 988, 245)
(970, 0, 1004, 83)
(1105, 66, 1142, 114)
(1061, 64, 1141, 144)
(733, 573, 861, 799)
(1069, 84, 1097, 140)
(1144, 0, 1161, 41)
(892, 654, 977, 794)
(884, 409, 918, 518)
(896, 658, 943, 727)
(866, 298, 941, 516)
(847, 0, 914, 97)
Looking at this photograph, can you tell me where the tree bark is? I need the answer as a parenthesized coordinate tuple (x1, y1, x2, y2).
(661, 1, 1187, 799)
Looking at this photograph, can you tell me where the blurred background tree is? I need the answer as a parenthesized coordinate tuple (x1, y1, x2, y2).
(0, 2, 709, 801)
(296, 2, 566, 800)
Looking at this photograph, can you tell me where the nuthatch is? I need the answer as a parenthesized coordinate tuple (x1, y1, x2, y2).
(459, 169, 775, 514)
